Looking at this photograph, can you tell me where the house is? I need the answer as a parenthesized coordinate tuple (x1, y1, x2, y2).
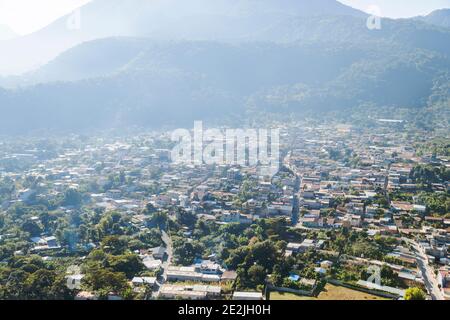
(75, 291, 98, 301)
(320, 260, 333, 270)
(397, 271, 423, 287)
(267, 202, 293, 216)
(300, 216, 323, 228)
(221, 212, 252, 224)
(142, 256, 163, 271)
(413, 205, 427, 214)
(314, 267, 327, 275)
(151, 246, 166, 260)
(159, 284, 221, 300)
(232, 291, 263, 300)
(221, 270, 238, 282)
(45, 236, 59, 248)
(437, 267, 450, 300)
(166, 266, 221, 282)
(423, 242, 447, 259)
(391, 201, 414, 212)
(287, 239, 325, 253)
(30, 236, 61, 252)
(131, 277, 157, 291)
(227, 168, 241, 182)
(302, 199, 322, 210)
(195, 261, 222, 275)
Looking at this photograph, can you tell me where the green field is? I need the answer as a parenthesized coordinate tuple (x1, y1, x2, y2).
(270, 284, 388, 301)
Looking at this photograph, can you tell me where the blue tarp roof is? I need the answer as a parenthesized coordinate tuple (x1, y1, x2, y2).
(289, 274, 300, 281)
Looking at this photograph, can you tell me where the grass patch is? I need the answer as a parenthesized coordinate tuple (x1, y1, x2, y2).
(270, 292, 313, 300)
(270, 284, 389, 300)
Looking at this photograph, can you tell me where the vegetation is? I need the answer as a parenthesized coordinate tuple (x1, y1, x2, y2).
(404, 287, 427, 300)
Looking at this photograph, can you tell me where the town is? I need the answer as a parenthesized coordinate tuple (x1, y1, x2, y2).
(0, 118, 448, 301)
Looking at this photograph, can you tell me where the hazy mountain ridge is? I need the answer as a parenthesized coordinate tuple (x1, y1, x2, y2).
(1, 38, 149, 87)
(0, 0, 365, 75)
(6, 13, 450, 87)
(0, 0, 449, 133)
(417, 9, 450, 29)
(1, 33, 449, 133)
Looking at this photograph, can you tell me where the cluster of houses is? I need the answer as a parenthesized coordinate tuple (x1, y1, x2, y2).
(157, 259, 240, 300)
(283, 124, 449, 299)
(1, 122, 448, 300)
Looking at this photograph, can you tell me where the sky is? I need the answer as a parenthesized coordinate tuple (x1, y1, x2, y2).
(0, 0, 90, 35)
(1, 0, 450, 35)
(340, 0, 450, 18)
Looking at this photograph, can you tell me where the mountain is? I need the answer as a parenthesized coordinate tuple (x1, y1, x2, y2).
(0, 1, 449, 134)
(0, 0, 365, 75)
(417, 9, 450, 29)
(0, 25, 17, 41)
(7, 12, 450, 88)
(1, 23, 449, 133)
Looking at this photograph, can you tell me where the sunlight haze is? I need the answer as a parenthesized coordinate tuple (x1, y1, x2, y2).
(0, 0, 90, 35)
(1, 0, 450, 35)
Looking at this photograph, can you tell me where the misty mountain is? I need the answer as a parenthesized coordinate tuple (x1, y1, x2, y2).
(0, 0, 365, 75)
(418, 9, 450, 29)
(6, 12, 450, 88)
(1, 24, 449, 133)
(0, 1, 449, 134)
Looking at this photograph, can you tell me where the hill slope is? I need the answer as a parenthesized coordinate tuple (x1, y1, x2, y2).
(0, 31, 449, 133)
(0, 0, 365, 75)
(0, 2, 449, 134)
(418, 9, 450, 29)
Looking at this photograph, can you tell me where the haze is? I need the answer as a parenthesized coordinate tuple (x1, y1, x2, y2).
(1, 0, 450, 35)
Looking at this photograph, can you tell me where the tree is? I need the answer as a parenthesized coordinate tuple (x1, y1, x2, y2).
(143, 203, 157, 215)
(24, 269, 56, 299)
(101, 236, 128, 255)
(83, 268, 130, 298)
(404, 287, 426, 300)
(247, 265, 266, 287)
(21, 221, 42, 237)
(410, 164, 450, 185)
(97, 211, 123, 236)
(108, 254, 144, 278)
(149, 211, 168, 230)
(246, 240, 281, 271)
(173, 240, 204, 266)
(176, 208, 197, 228)
(63, 188, 82, 207)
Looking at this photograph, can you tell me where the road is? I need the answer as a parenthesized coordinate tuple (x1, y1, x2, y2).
(160, 230, 173, 283)
(283, 152, 302, 226)
(404, 238, 444, 300)
(153, 230, 173, 298)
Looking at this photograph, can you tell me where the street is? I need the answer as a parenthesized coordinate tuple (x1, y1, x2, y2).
(153, 230, 173, 298)
(404, 238, 444, 300)
(160, 230, 173, 283)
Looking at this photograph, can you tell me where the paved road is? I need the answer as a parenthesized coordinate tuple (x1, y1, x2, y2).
(160, 230, 173, 282)
(404, 238, 443, 300)
(284, 152, 302, 226)
(153, 230, 173, 298)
